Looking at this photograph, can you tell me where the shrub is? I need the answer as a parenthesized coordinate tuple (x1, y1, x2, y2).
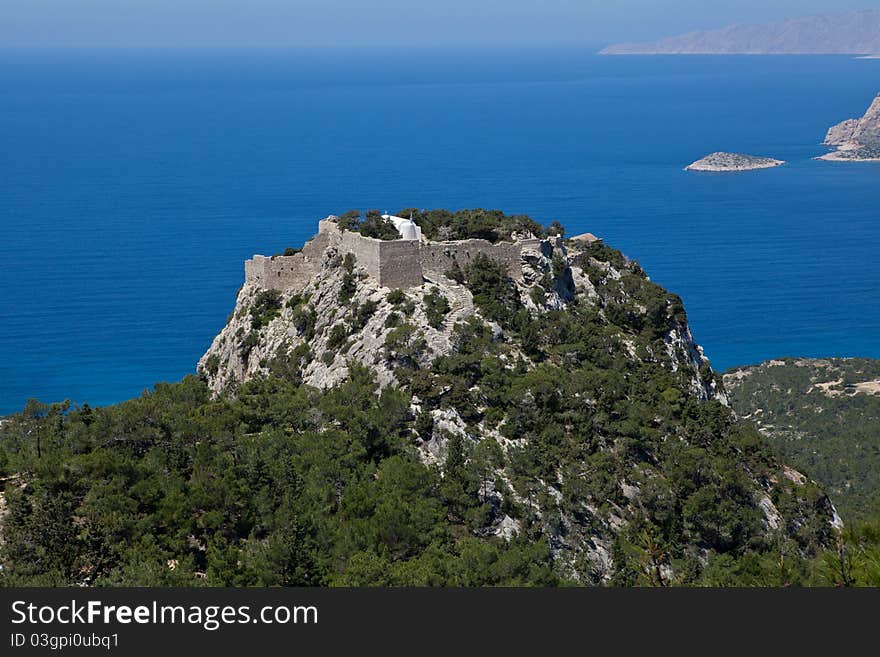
(462, 254, 522, 327)
(238, 331, 260, 363)
(359, 212, 400, 241)
(338, 254, 358, 304)
(267, 343, 312, 383)
(202, 353, 221, 377)
(336, 209, 361, 231)
(548, 220, 565, 237)
(414, 410, 434, 441)
(351, 300, 379, 331)
(445, 262, 465, 284)
(291, 307, 316, 339)
(250, 290, 283, 329)
(551, 253, 567, 279)
(530, 286, 546, 307)
(327, 324, 348, 351)
(423, 288, 451, 329)
(387, 289, 407, 305)
(384, 324, 427, 375)
(285, 292, 310, 309)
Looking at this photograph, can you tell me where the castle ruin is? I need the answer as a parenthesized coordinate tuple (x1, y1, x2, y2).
(244, 215, 564, 293)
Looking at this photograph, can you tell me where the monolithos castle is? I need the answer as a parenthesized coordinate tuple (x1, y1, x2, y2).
(244, 213, 599, 292)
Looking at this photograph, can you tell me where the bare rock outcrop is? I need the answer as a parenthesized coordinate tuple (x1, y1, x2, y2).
(820, 94, 880, 161)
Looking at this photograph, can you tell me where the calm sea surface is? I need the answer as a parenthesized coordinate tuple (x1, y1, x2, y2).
(1, 48, 878, 413)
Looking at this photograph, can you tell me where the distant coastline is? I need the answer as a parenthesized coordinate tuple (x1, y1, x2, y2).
(601, 10, 880, 56)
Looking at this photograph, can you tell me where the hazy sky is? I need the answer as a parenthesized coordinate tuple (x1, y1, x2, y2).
(2, 0, 879, 48)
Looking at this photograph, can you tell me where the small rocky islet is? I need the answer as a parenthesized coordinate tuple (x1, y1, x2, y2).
(685, 92, 880, 170)
(685, 151, 785, 172)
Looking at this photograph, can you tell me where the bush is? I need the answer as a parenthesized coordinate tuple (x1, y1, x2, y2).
(359, 210, 400, 241)
(387, 289, 407, 305)
(423, 288, 451, 329)
(338, 254, 358, 304)
(530, 286, 546, 307)
(336, 209, 361, 231)
(291, 307, 316, 339)
(239, 331, 260, 363)
(462, 254, 522, 327)
(351, 300, 379, 331)
(202, 353, 221, 377)
(250, 290, 283, 330)
(445, 262, 465, 284)
(327, 324, 348, 351)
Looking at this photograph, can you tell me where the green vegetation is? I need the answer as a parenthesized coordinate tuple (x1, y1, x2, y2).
(725, 358, 880, 522)
(350, 300, 379, 331)
(338, 253, 358, 304)
(423, 288, 450, 329)
(335, 208, 555, 243)
(334, 209, 399, 241)
(386, 289, 407, 305)
(0, 375, 556, 586)
(461, 254, 522, 326)
(386, 288, 415, 316)
(250, 290, 283, 330)
(326, 324, 348, 351)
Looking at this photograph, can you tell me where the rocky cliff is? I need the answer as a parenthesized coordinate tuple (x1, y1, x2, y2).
(200, 225, 719, 404)
(193, 212, 838, 584)
(821, 94, 880, 161)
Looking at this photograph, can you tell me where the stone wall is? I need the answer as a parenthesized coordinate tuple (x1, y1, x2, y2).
(244, 223, 333, 292)
(245, 218, 558, 293)
(376, 240, 424, 289)
(419, 239, 526, 281)
(339, 230, 382, 280)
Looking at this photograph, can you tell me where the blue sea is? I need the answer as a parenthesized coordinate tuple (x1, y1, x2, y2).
(1, 48, 878, 414)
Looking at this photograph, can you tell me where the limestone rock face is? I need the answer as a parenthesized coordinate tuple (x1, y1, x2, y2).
(685, 152, 785, 172)
(200, 230, 719, 405)
(821, 94, 880, 161)
(824, 118, 861, 147)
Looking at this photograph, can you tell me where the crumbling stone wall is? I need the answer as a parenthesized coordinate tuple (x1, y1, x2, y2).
(244, 220, 337, 292)
(245, 218, 556, 292)
(419, 239, 525, 281)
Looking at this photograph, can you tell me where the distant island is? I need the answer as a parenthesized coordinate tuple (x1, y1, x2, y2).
(600, 10, 880, 55)
(685, 152, 785, 172)
(820, 93, 880, 162)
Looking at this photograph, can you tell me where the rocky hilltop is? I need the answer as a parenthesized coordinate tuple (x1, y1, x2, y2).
(685, 152, 785, 172)
(600, 10, 880, 55)
(190, 209, 838, 584)
(820, 93, 880, 162)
